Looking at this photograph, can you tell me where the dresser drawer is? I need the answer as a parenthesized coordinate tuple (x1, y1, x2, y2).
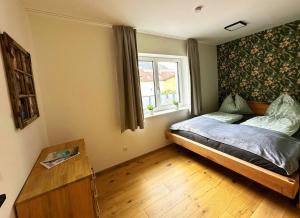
(16, 178, 96, 218)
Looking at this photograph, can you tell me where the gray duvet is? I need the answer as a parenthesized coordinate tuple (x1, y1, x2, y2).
(170, 116, 300, 175)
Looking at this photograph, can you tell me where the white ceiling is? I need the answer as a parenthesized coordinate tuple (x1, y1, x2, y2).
(23, 0, 300, 44)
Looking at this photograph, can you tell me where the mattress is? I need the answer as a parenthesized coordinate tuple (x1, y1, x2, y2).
(171, 115, 300, 176)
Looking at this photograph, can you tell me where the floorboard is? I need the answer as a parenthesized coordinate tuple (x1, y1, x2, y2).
(96, 145, 300, 218)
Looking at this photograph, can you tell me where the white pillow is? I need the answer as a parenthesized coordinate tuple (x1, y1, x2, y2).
(242, 116, 300, 136)
(219, 94, 253, 114)
(266, 94, 300, 122)
(235, 94, 254, 114)
(219, 95, 236, 113)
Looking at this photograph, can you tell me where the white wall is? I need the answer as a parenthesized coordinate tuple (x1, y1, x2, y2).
(28, 14, 190, 172)
(0, 1, 48, 218)
(137, 33, 187, 56)
(198, 43, 219, 113)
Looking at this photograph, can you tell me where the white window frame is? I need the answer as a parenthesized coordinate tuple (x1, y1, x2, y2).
(138, 55, 184, 113)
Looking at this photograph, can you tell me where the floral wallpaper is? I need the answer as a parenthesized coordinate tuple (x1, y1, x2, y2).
(217, 20, 300, 103)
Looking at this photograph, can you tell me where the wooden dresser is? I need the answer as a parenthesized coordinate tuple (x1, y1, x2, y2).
(15, 139, 100, 218)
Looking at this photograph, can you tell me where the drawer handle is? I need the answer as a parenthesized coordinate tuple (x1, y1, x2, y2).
(91, 180, 99, 198)
(91, 168, 97, 180)
(94, 192, 101, 217)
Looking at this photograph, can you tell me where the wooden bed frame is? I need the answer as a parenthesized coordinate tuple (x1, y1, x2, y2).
(166, 101, 300, 207)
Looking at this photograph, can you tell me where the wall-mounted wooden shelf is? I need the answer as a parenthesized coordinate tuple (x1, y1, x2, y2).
(0, 32, 39, 129)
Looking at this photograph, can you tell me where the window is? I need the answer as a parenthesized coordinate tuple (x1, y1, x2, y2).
(138, 55, 184, 114)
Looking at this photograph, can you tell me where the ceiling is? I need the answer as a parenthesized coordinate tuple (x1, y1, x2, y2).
(23, 0, 300, 44)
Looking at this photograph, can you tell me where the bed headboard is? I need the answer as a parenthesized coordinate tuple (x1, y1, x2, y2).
(247, 101, 269, 116)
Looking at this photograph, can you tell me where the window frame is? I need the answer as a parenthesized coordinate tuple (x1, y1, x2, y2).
(138, 55, 184, 113)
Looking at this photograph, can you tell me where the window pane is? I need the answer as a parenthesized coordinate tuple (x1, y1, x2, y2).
(138, 61, 156, 111)
(158, 61, 179, 106)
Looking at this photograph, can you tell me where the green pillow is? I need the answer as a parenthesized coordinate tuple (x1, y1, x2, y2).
(235, 94, 254, 114)
(219, 95, 237, 113)
(266, 94, 300, 122)
(219, 94, 253, 114)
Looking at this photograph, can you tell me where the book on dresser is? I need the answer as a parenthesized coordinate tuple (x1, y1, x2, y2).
(40, 146, 80, 169)
(15, 139, 100, 218)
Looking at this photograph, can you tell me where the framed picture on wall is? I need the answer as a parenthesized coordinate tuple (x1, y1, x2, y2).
(0, 32, 39, 129)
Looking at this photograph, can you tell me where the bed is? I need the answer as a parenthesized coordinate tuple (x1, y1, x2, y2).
(166, 101, 300, 207)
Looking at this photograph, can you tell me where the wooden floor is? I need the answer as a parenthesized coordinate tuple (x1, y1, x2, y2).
(96, 145, 300, 218)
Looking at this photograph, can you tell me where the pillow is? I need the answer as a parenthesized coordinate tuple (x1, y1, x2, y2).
(241, 116, 300, 136)
(219, 95, 237, 113)
(266, 94, 300, 122)
(235, 94, 254, 114)
(202, 112, 243, 123)
(219, 94, 253, 114)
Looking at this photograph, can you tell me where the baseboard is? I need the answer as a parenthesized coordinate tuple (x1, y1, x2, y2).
(95, 144, 174, 177)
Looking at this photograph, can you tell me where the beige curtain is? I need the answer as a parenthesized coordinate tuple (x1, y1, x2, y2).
(187, 38, 202, 116)
(113, 25, 144, 132)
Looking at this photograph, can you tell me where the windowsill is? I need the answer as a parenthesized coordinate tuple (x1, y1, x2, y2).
(144, 107, 189, 119)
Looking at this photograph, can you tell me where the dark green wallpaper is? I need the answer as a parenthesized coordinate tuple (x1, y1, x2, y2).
(217, 20, 300, 103)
